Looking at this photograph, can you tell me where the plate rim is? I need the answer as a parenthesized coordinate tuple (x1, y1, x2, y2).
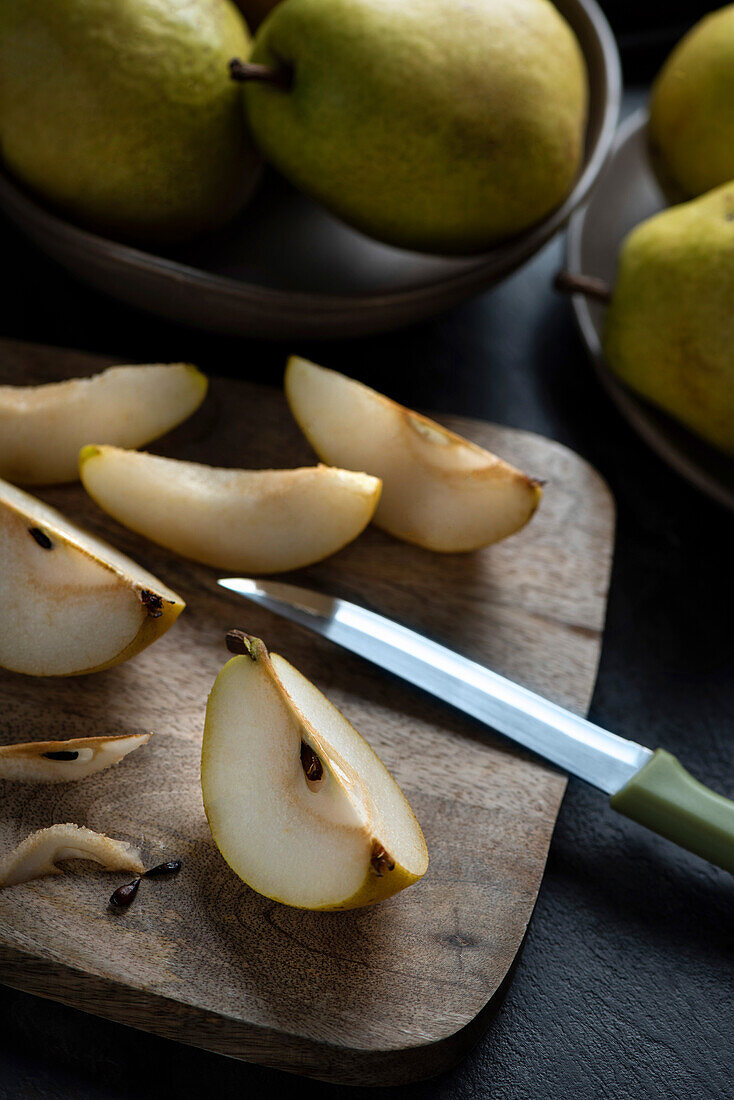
(565, 106, 734, 513)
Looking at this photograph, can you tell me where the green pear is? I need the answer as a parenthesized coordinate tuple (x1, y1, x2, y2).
(234, 0, 588, 254)
(0, 0, 261, 243)
(602, 183, 734, 455)
(649, 5, 734, 200)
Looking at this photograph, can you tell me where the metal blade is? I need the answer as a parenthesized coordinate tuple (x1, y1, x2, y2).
(218, 577, 652, 795)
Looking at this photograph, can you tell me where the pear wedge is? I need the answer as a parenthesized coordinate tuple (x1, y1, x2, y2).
(0, 479, 184, 676)
(79, 446, 381, 573)
(0, 734, 150, 783)
(0, 363, 207, 485)
(0, 824, 144, 887)
(201, 633, 428, 910)
(285, 357, 542, 552)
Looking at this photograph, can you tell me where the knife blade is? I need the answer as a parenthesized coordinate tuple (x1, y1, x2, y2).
(218, 577, 734, 873)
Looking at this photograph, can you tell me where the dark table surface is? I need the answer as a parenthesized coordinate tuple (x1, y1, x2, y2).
(1, 31, 733, 1100)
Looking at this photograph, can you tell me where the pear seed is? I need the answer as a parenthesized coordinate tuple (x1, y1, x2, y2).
(300, 741, 323, 782)
(41, 750, 79, 761)
(109, 877, 141, 909)
(28, 527, 53, 550)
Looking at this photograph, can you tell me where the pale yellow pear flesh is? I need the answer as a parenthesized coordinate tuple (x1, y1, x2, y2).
(0, 733, 150, 783)
(0, 363, 207, 485)
(201, 637, 428, 910)
(285, 357, 542, 552)
(79, 445, 382, 574)
(0, 479, 184, 676)
(0, 824, 144, 887)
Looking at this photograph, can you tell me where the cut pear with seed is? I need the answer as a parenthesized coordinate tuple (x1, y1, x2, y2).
(201, 633, 428, 910)
(0, 478, 184, 676)
(79, 445, 382, 573)
(285, 356, 542, 552)
(0, 824, 144, 887)
(0, 733, 150, 783)
(0, 363, 207, 485)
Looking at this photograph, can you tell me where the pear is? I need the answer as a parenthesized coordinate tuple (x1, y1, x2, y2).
(649, 6, 734, 199)
(233, 0, 588, 253)
(0, 825, 144, 887)
(0, 478, 184, 676)
(0, 0, 260, 242)
(201, 632, 429, 909)
(599, 184, 734, 456)
(0, 363, 207, 485)
(0, 734, 150, 783)
(285, 357, 542, 551)
(79, 445, 381, 573)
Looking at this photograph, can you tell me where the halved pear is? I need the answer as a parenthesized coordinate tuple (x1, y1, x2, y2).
(0, 478, 184, 676)
(201, 633, 428, 910)
(0, 363, 207, 485)
(79, 446, 382, 573)
(285, 356, 542, 552)
(0, 733, 150, 783)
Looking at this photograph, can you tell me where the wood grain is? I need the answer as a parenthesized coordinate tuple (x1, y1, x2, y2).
(0, 339, 615, 1085)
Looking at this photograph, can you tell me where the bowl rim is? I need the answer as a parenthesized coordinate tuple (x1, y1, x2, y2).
(0, 0, 621, 321)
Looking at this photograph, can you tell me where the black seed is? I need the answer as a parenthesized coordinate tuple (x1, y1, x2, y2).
(109, 878, 141, 909)
(28, 527, 53, 550)
(41, 750, 79, 761)
(144, 859, 182, 879)
(140, 590, 163, 618)
(300, 741, 323, 782)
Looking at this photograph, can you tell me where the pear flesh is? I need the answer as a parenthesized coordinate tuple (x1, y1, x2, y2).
(0, 0, 260, 242)
(201, 635, 428, 910)
(0, 734, 150, 783)
(241, 0, 588, 253)
(79, 445, 382, 573)
(0, 363, 207, 485)
(285, 357, 542, 551)
(649, 6, 734, 199)
(603, 182, 734, 456)
(0, 478, 184, 676)
(0, 824, 144, 887)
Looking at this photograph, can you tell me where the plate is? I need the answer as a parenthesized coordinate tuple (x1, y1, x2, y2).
(0, 0, 620, 341)
(565, 108, 734, 511)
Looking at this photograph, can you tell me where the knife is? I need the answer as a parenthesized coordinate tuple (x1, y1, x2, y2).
(218, 577, 734, 874)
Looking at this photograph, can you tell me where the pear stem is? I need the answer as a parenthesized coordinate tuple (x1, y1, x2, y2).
(554, 270, 612, 304)
(229, 57, 292, 91)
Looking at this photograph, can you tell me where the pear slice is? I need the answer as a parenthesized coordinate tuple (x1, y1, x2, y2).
(0, 363, 207, 485)
(0, 824, 144, 887)
(285, 356, 542, 552)
(0, 733, 150, 783)
(201, 633, 428, 910)
(79, 446, 382, 573)
(0, 479, 184, 676)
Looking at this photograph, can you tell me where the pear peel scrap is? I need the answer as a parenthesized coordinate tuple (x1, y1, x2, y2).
(0, 825, 144, 888)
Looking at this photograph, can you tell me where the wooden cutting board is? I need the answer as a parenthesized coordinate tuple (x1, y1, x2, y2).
(0, 339, 615, 1086)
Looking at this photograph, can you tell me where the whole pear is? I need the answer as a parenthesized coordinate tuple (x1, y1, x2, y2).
(603, 183, 734, 455)
(0, 0, 261, 243)
(649, 5, 734, 200)
(236, 0, 588, 254)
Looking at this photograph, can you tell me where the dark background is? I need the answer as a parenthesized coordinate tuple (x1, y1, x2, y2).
(1, 9, 732, 1099)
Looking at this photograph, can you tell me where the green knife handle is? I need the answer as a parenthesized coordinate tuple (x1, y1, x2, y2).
(610, 749, 734, 873)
